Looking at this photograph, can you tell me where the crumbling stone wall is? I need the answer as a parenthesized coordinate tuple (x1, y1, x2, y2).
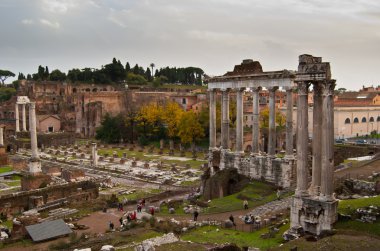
(0, 180, 99, 215)
(202, 168, 250, 200)
(335, 145, 379, 165)
(21, 173, 52, 191)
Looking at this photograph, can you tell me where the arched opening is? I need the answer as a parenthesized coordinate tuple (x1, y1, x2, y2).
(344, 118, 350, 124)
(245, 145, 252, 152)
(85, 88, 90, 92)
(92, 88, 98, 92)
(362, 117, 367, 123)
(353, 117, 359, 123)
(369, 117, 374, 122)
(377, 116, 380, 122)
(73, 88, 77, 93)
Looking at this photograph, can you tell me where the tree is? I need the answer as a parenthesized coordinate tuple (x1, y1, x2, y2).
(96, 113, 127, 143)
(0, 70, 15, 85)
(177, 111, 205, 152)
(0, 86, 16, 102)
(162, 101, 184, 152)
(17, 72, 26, 80)
(259, 108, 285, 129)
(150, 63, 155, 78)
(137, 102, 164, 140)
(126, 73, 147, 85)
(49, 69, 66, 81)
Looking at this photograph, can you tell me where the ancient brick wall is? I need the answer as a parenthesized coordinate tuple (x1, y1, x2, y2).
(0, 180, 99, 215)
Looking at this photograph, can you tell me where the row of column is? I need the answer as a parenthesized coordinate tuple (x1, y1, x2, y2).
(15, 103, 28, 132)
(295, 80, 335, 201)
(209, 87, 294, 157)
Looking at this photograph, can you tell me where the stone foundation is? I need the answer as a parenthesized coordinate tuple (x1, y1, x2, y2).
(290, 196, 338, 235)
(210, 149, 295, 188)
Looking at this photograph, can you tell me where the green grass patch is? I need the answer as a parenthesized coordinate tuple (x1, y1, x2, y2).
(117, 188, 162, 201)
(4, 180, 21, 187)
(338, 195, 380, 215)
(335, 220, 380, 236)
(202, 181, 278, 214)
(181, 224, 288, 250)
(0, 166, 13, 173)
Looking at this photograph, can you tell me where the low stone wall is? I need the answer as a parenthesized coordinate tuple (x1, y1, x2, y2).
(0, 180, 99, 216)
(13, 132, 75, 149)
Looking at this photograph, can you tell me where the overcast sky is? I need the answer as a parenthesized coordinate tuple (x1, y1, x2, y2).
(1, 0, 380, 90)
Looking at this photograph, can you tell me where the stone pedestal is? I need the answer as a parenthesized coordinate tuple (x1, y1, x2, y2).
(28, 158, 42, 174)
(290, 196, 338, 235)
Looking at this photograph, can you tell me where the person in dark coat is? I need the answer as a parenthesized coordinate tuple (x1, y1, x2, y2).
(229, 214, 236, 226)
(193, 210, 199, 221)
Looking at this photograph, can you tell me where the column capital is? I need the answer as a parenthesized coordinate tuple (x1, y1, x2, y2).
(297, 82, 309, 96)
(268, 86, 279, 92)
(322, 80, 336, 96)
(313, 82, 323, 96)
(251, 86, 262, 92)
(220, 88, 231, 93)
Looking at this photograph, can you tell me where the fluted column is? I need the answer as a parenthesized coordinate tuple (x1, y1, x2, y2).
(236, 88, 244, 153)
(268, 87, 278, 156)
(320, 80, 336, 201)
(221, 89, 230, 149)
(310, 83, 323, 196)
(22, 104, 27, 131)
(15, 104, 20, 132)
(285, 87, 294, 157)
(209, 89, 216, 149)
(0, 127, 3, 146)
(295, 82, 309, 197)
(29, 102, 39, 159)
(251, 87, 261, 155)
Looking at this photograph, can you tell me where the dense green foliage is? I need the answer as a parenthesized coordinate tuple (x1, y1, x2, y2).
(0, 69, 15, 85)
(0, 87, 17, 102)
(17, 58, 204, 85)
(95, 113, 128, 143)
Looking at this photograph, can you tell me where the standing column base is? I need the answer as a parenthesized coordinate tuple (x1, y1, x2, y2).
(290, 196, 338, 235)
(308, 185, 320, 198)
(28, 158, 42, 174)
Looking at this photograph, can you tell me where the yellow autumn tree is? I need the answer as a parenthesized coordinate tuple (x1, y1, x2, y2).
(177, 110, 205, 152)
(162, 101, 184, 152)
(137, 102, 164, 139)
(259, 108, 285, 128)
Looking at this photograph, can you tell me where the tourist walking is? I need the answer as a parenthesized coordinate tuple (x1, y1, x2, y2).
(276, 189, 281, 200)
(150, 207, 155, 216)
(243, 199, 249, 210)
(193, 210, 199, 221)
(109, 221, 114, 230)
(229, 214, 236, 226)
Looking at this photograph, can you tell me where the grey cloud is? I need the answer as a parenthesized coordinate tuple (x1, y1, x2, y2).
(0, 0, 379, 90)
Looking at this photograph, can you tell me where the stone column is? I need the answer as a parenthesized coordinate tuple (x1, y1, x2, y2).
(236, 88, 244, 153)
(295, 82, 309, 197)
(268, 87, 278, 156)
(209, 89, 216, 149)
(285, 87, 294, 157)
(0, 127, 3, 146)
(310, 83, 323, 196)
(320, 80, 336, 201)
(15, 103, 20, 132)
(221, 89, 230, 149)
(22, 104, 27, 131)
(29, 102, 39, 159)
(92, 143, 98, 166)
(251, 87, 261, 155)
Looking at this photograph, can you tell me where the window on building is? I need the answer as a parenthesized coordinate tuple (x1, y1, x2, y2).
(344, 118, 350, 124)
(182, 98, 186, 104)
(362, 117, 367, 123)
(369, 117, 374, 122)
(353, 117, 359, 123)
(48, 126, 54, 132)
(377, 116, 380, 122)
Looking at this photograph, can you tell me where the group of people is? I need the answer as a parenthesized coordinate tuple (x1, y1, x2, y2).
(243, 214, 260, 225)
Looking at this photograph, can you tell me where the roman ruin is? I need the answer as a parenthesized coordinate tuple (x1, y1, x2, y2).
(290, 54, 338, 235)
(207, 59, 296, 188)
